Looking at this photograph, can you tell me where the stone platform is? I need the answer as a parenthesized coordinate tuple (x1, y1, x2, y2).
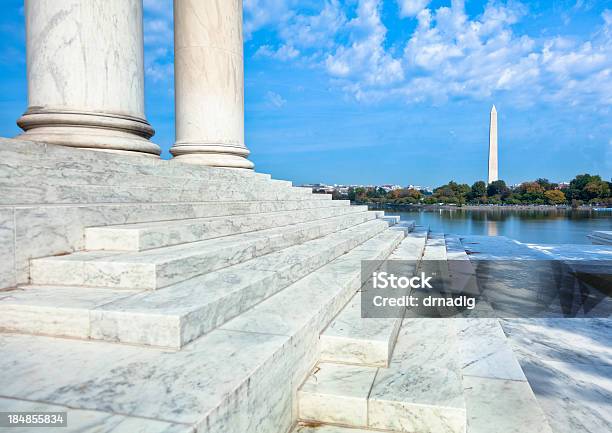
(1, 138, 609, 433)
(1, 138, 408, 433)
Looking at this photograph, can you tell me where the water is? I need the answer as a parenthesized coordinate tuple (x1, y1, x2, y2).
(385, 208, 612, 245)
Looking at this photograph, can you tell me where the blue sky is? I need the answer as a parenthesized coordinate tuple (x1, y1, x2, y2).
(1, 0, 611, 187)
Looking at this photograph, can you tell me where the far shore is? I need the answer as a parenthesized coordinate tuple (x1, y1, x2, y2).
(350, 202, 612, 212)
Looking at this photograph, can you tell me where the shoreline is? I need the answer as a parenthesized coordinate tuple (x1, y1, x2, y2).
(352, 202, 611, 212)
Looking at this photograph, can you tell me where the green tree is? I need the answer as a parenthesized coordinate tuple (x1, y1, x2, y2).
(386, 188, 422, 204)
(487, 180, 509, 198)
(433, 181, 470, 205)
(516, 181, 545, 203)
(564, 174, 610, 202)
(544, 189, 566, 205)
(535, 178, 557, 191)
(468, 181, 487, 203)
(584, 180, 610, 202)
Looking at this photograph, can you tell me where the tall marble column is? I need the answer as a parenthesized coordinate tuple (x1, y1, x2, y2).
(17, 0, 160, 156)
(171, 0, 254, 169)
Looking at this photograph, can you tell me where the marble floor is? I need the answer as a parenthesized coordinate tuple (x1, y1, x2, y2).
(502, 318, 612, 433)
(458, 234, 612, 433)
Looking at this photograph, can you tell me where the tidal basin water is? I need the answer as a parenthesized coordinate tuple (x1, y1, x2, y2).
(386, 208, 612, 245)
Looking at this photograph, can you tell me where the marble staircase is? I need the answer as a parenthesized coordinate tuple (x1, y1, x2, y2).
(0, 223, 407, 433)
(294, 231, 554, 433)
(0, 138, 359, 290)
(318, 226, 426, 367)
(0, 139, 556, 433)
(296, 230, 467, 433)
(0, 138, 422, 432)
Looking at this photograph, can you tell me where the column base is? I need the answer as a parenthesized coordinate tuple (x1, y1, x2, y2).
(17, 109, 161, 156)
(170, 143, 254, 169)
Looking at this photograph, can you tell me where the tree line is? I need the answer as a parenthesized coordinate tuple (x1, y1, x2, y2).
(340, 174, 611, 207)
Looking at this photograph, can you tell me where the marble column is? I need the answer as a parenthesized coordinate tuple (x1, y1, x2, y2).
(171, 0, 254, 169)
(17, 0, 160, 156)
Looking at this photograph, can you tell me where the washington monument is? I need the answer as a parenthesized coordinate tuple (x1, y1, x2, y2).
(488, 105, 499, 184)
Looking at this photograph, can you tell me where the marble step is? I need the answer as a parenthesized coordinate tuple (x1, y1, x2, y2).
(0, 156, 289, 188)
(0, 397, 193, 433)
(419, 232, 450, 299)
(445, 234, 470, 260)
(319, 229, 429, 367)
(6, 199, 351, 288)
(1, 219, 394, 346)
(1, 137, 272, 182)
(0, 152, 273, 183)
(456, 319, 553, 433)
(85, 205, 369, 251)
(380, 215, 401, 225)
(444, 235, 483, 303)
(0, 229, 405, 433)
(298, 319, 466, 433)
(388, 219, 416, 234)
(389, 225, 428, 260)
(292, 425, 393, 433)
(30, 214, 386, 290)
(422, 231, 448, 260)
(319, 293, 402, 367)
(0, 181, 328, 205)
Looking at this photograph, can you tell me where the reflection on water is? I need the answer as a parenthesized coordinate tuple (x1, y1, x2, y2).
(487, 220, 498, 237)
(386, 208, 612, 245)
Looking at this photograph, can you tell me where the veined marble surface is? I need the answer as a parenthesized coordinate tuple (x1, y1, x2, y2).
(0, 330, 291, 427)
(0, 286, 138, 339)
(455, 318, 526, 381)
(422, 232, 448, 260)
(292, 425, 375, 433)
(0, 397, 192, 433)
(0, 208, 16, 289)
(320, 293, 402, 367)
(452, 234, 612, 432)
(9, 199, 349, 287)
(368, 319, 465, 433)
(2, 219, 394, 347)
(0, 224, 404, 433)
(501, 318, 612, 369)
(0, 138, 349, 290)
(299, 363, 377, 427)
(1, 181, 326, 206)
(463, 376, 553, 433)
(388, 226, 427, 261)
(31, 216, 381, 290)
(501, 318, 612, 433)
(85, 206, 366, 251)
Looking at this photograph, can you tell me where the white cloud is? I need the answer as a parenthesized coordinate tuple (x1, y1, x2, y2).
(244, 0, 296, 38)
(279, 0, 347, 49)
(251, 0, 346, 66)
(325, 0, 404, 92)
(398, 0, 540, 102)
(265, 91, 287, 108)
(143, 1, 174, 83)
(144, 18, 173, 46)
(252, 1, 611, 110)
(397, 0, 431, 18)
(143, 0, 172, 15)
(256, 44, 300, 60)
